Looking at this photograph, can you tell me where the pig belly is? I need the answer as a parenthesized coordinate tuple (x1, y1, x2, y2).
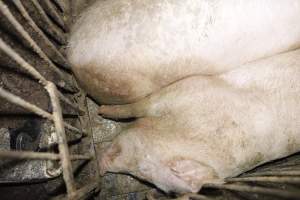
(68, 0, 300, 104)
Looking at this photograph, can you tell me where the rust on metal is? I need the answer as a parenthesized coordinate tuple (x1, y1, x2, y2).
(12, 0, 71, 70)
(29, 0, 68, 44)
(203, 183, 300, 199)
(0, 150, 92, 161)
(39, 0, 67, 31)
(226, 176, 300, 184)
(0, 37, 84, 115)
(46, 82, 76, 195)
(0, 86, 83, 135)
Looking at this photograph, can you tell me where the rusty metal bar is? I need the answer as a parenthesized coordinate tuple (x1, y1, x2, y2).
(30, 0, 67, 44)
(0, 37, 47, 84)
(0, 1, 71, 73)
(0, 86, 52, 118)
(81, 97, 101, 177)
(58, 92, 85, 116)
(40, 0, 67, 31)
(0, 86, 84, 135)
(51, 0, 67, 13)
(226, 176, 300, 184)
(0, 150, 92, 161)
(12, 0, 71, 70)
(258, 166, 300, 173)
(203, 183, 300, 199)
(0, 1, 98, 200)
(244, 170, 300, 177)
(0, 37, 85, 115)
(46, 82, 76, 196)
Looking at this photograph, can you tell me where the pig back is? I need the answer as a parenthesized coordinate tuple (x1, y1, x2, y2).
(68, 0, 300, 104)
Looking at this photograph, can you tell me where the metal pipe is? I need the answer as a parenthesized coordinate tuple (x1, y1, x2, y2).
(46, 82, 76, 195)
(0, 38, 85, 115)
(51, 0, 67, 13)
(203, 183, 300, 199)
(30, 0, 67, 44)
(12, 0, 71, 71)
(243, 170, 300, 177)
(0, 1, 71, 78)
(226, 176, 300, 184)
(41, 0, 67, 31)
(0, 150, 92, 161)
(0, 86, 84, 135)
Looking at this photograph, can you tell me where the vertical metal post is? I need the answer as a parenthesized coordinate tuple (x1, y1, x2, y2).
(46, 82, 76, 197)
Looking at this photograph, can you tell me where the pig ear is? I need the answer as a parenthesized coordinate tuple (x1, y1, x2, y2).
(167, 158, 218, 192)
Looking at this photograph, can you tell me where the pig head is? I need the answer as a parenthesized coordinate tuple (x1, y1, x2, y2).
(98, 124, 219, 193)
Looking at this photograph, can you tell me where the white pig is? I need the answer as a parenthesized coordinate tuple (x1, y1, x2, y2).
(68, 0, 300, 104)
(97, 49, 300, 193)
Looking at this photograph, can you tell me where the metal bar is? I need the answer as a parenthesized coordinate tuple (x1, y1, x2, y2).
(46, 82, 76, 195)
(0, 37, 85, 115)
(0, 86, 84, 135)
(226, 176, 300, 184)
(258, 166, 300, 173)
(58, 92, 85, 116)
(30, 0, 67, 44)
(203, 183, 300, 199)
(69, 181, 101, 200)
(244, 171, 300, 177)
(0, 150, 91, 161)
(51, 0, 67, 13)
(0, 86, 52, 119)
(64, 122, 86, 136)
(0, 1, 71, 74)
(81, 97, 101, 178)
(12, 0, 71, 71)
(0, 38, 47, 84)
(41, 0, 67, 31)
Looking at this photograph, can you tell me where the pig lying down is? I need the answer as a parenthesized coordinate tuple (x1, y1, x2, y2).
(98, 49, 300, 193)
(68, 0, 300, 104)
(67, 0, 300, 194)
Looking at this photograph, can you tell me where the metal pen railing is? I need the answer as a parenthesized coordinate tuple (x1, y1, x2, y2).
(0, 0, 100, 199)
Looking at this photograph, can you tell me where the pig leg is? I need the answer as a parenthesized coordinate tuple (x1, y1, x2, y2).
(98, 101, 147, 119)
(98, 75, 221, 119)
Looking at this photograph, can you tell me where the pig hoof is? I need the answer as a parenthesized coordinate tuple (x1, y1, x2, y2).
(98, 105, 128, 118)
(98, 105, 114, 117)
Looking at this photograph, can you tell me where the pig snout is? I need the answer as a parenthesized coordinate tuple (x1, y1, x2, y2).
(98, 142, 122, 176)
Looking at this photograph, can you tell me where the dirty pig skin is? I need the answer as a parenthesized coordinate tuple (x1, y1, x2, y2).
(68, 0, 300, 104)
(98, 49, 300, 193)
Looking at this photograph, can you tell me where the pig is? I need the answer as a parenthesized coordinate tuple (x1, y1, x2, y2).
(68, 0, 300, 105)
(97, 49, 300, 193)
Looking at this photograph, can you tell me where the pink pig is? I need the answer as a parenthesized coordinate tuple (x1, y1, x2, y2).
(68, 0, 300, 104)
(98, 49, 300, 193)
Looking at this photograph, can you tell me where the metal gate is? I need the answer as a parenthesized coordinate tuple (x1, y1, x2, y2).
(0, 0, 100, 199)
